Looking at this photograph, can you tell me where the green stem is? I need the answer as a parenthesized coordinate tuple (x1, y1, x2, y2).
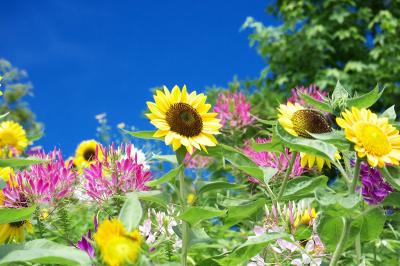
(277, 151, 298, 201)
(34, 207, 45, 238)
(355, 233, 361, 263)
(176, 148, 189, 266)
(329, 217, 351, 266)
(350, 157, 361, 193)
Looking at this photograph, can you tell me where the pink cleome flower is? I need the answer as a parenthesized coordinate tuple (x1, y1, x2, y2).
(83, 143, 151, 202)
(213, 91, 254, 129)
(243, 138, 305, 184)
(287, 84, 328, 106)
(2, 149, 77, 208)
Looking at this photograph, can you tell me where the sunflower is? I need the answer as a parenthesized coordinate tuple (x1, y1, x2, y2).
(146, 85, 221, 154)
(0, 167, 15, 205)
(0, 121, 28, 158)
(277, 102, 339, 171)
(74, 140, 102, 169)
(94, 219, 142, 266)
(0, 220, 33, 244)
(337, 107, 400, 168)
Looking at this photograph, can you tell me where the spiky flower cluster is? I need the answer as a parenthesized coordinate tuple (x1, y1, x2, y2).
(83, 143, 151, 202)
(2, 149, 77, 208)
(287, 84, 328, 106)
(213, 91, 254, 129)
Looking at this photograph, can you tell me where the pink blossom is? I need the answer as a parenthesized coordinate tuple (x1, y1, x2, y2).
(243, 138, 305, 183)
(2, 149, 77, 207)
(213, 91, 254, 129)
(287, 84, 328, 106)
(83, 143, 151, 202)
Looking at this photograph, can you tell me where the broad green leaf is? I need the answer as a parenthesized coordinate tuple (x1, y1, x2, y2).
(381, 192, 400, 207)
(300, 92, 332, 112)
(135, 190, 169, 208)
(177, 207, 226, 226)
(275, 124, 338, 161)
(198, 181, 245, 195)
(381, 105, 396, 121)
(315, 187, 362, 214)
(0, 158, 48, 168)
(146, 165, 182, 187)
(223, 198, 265, 228)
(352, 208, 385, 242)
(316, 213, 345, 252)
(253, 117, 276, 126)
(0, 206, 36, 224)
(282, 175, 329, 200)
(308, 130, 350, 150)
(189, 227, 212, 247)
(346, 84, 384, 109)
(122, 129, 162, 141)
(251, 136, 284, 153)
(217, 233, 289, 266)
(0, 239, 91, 265)
(118, 193, 142, 231)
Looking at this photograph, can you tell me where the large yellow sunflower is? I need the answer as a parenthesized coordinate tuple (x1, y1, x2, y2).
(337, 107, 400, 168)
(94, 219, 142, 266)
(74, 140, 102, 169)
(0, 220, 33, 244)
(146, 85, 222, 154)
(0, 121, 28, 158)
(277, 102, 339, 171)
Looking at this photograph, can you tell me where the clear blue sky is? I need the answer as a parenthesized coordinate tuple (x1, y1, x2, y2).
(1, 0, 276, 155)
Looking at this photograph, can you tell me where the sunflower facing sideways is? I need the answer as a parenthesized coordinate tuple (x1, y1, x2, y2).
(146, 85, 222, 154)
(337, 107, 400, 168)
(278, 102, 340, 171)
(0, 121, 28, 158)
(74, 139, 102, 170)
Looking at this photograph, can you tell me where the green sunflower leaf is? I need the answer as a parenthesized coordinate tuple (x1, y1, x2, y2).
(118, 193, 142, 231)
(346, 84, 384, 109)
(275, 124, 338, 161)
(177, 207, 226, 226)
(0, 158, 47, 168)
(0, 205, 37, 224)
(198, 181, 245, 195)
(299, 92, 332, 112)
(146, 164, 182, 187)
(122, 129, 162, 141)
(0, 239, 91, 266)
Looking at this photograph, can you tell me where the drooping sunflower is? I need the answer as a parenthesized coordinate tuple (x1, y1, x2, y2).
(0, 220, 33, 244)
(74, 140, 102, 169)
(146, 85, 222, 154)
(94, 219, 142, 266)
(337, 107, 400, 168)
(0, 121, 28, 158)
(277, 102, 339, 171)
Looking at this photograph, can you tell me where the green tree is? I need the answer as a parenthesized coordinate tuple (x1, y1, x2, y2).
(243, 0, 400, 111)
(0, 58, 42, 137)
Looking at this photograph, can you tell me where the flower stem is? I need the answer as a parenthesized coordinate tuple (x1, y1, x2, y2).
(176, 147, 189, 266)
(355, 233, 362, 263)
(329, 217, 351, 266)
(34, 207, 45, 238)
(277, 151, 298, 201)
(350, 157, 361, 193)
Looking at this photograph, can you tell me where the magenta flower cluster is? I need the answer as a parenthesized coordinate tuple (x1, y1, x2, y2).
(243, 138, 305, 183)
(2, 149, 77, 208)
(213, 91, 254, 129)
(287, 84, 327, 106)
(83, 143, 151, 202)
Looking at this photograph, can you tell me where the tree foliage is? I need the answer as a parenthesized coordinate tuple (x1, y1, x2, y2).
(243, 0, 400, 110)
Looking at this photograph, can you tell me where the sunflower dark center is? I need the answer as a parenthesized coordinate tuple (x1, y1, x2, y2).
(10, 220, 26, 228)
(166, 103, 203, 137)
(291, 109, 331, 138)
(83, 148, 96, 161)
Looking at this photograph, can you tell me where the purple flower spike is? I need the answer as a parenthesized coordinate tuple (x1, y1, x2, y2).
(359, 162, 393, 205)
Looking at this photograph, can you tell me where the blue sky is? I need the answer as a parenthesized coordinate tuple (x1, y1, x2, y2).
(1, 0, 276, 155)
